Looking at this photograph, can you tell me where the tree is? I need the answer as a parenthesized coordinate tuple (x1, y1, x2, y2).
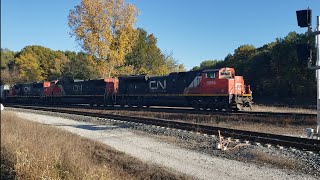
(125, 28, 166, 74)
(191, 66, 200, 71)
(16, 45, 69, 81)
(159, 52, 185, 75)
(233, 45, 256, 60)
(63, 52, 101, 79)
(1, 48, 15, 70)
(68, 0, 139, 77)
(199, 60, 219, 69)
(15, 53, 43, 82)
(192, 32, 316, 104)
(1, 69, 20, 85)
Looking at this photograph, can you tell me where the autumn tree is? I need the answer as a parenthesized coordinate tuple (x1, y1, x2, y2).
(1, 69, 20, 85)
(125, 28, 167, 74)
(1, 48, 15, 70)
(16, 45, 69, 81)
(68, 0, 139, 77)
(1, 48, 18, 84)
(15, 53, 43, 82)
(63, 52, 102, 79)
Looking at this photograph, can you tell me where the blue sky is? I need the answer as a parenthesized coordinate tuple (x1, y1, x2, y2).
(1, 0, 319, 70)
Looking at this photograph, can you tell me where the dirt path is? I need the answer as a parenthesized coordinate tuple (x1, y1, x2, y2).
(12, 110, 316, 180)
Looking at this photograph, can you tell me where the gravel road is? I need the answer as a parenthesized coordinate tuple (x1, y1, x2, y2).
(11, 110, 317, 180)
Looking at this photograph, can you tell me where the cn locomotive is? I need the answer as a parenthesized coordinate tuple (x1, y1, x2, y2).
(2, 67, 253, 111)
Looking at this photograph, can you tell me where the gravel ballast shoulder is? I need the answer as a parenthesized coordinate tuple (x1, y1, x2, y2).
(7, 109, 319, 180)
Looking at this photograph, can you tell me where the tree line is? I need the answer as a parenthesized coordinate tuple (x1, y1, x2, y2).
(192, 32, 316, 105)
(0, 29, 184, 85)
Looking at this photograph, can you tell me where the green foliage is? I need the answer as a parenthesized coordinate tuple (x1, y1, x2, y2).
(162, 53, 185, 74)
(124, 28, 164, 74)
(124, 28, 185, 75)
(193, 32, 316, 101)
(1, 48, 16, 70)
(197, 60, 219, 69)
(63, 52, 101, 79)
(1, 48, 18, 85)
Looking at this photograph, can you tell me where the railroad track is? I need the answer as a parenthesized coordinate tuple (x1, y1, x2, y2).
(4, 103, 316, 118)
(6, 104, 320, 153)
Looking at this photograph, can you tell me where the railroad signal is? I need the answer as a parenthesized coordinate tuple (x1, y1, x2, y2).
(296, 43, 311, 62)
(296, 9, 313, 62)
(296, 9, 312, 28)
(295, 7, 320, 137)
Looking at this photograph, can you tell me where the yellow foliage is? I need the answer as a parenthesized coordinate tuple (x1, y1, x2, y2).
(68, 0, 139, 77)
(116, 65, 135, 76)
(15, 53, 44, 82)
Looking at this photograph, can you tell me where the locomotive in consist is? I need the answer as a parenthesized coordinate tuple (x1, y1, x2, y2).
(2, 67, 253, 111)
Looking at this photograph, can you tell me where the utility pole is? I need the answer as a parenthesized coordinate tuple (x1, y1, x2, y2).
(316, 16, 320, 134)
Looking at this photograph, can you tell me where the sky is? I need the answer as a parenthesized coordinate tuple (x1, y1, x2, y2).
(1, 0, 320, 70)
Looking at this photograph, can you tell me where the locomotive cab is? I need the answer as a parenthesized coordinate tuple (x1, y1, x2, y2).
(186, 67, 252, 110)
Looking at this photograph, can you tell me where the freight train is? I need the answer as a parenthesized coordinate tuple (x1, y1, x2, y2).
(1, 67, 253, 111)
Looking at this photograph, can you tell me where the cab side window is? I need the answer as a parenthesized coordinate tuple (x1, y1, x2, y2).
(220, 71, 232, 79)
(205, 72, 215, 79)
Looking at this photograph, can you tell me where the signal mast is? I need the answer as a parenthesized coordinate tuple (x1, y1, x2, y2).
(296, 9, 320, 138)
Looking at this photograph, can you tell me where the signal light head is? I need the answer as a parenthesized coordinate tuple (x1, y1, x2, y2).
(296, 9, 312, 28)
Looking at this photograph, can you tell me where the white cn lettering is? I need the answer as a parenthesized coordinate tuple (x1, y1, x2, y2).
(149, 81, 157, 90)
(73, 85, 83, 92)
(149, 80, 166, 90)
(158, 80, 166, 89)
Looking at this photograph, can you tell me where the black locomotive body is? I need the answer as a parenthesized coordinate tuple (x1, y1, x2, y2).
(48, 78, 107, 105)
(117, 71, 202, 107)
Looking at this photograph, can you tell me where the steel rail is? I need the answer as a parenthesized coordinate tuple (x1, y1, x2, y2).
(4, 103, 316, 118)
(7, 105, 320, 152)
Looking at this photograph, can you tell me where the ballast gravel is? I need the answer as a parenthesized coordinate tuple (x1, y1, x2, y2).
(8, 109, 318, 180)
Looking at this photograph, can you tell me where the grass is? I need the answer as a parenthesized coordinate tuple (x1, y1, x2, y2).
(245, 149, 305, 171)
(0, 112, 187, 180)
(252, 105, 316, 114)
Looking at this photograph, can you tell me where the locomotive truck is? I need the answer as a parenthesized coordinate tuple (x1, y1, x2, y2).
(3, 67, 253, 111)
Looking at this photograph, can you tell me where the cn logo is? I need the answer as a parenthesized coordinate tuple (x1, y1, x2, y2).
(149, 80, 166, 90)
(23, 87, 31, 93)
(73, 85, 83, 92)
